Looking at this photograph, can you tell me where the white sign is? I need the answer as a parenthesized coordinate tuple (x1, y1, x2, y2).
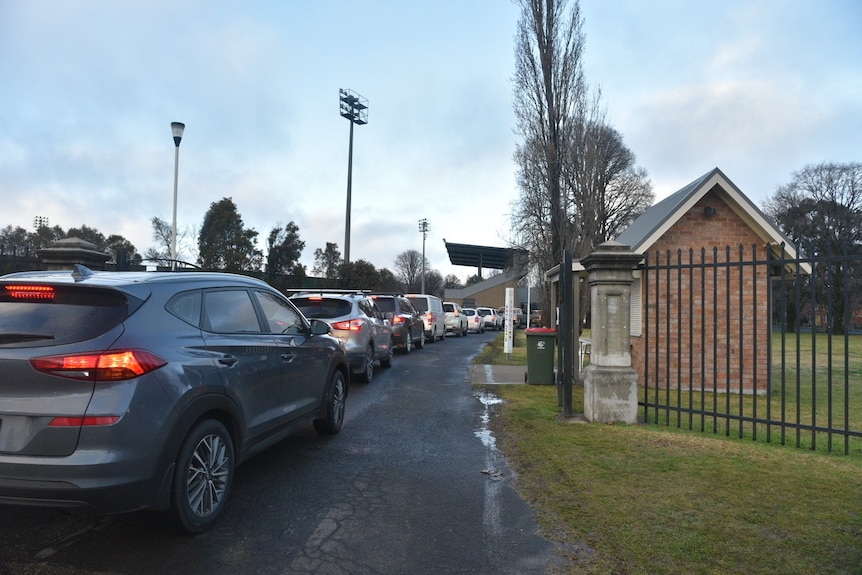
(504, 287, 514, 355)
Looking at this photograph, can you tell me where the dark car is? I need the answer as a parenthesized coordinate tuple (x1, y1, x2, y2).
(0, 266, 349, 533)
(289, 290, 394, 383)
(370, 293, 425, 353)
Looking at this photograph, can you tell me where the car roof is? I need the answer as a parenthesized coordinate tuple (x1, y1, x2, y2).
(3, 265, 266, 284)
(1, 266, 273, 299)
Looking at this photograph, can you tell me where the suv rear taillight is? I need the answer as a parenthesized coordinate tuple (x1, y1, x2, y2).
(331, 318, 365, 331)
(31, 350, 167, 382)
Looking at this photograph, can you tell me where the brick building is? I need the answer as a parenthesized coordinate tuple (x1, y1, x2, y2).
(615, 168, 807, 394)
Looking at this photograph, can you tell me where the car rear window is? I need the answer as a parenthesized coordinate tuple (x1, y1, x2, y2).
(408, 297, 428, 312)
(372, 297, 395, 313)
(443, 303, 454, 312)
(291, 297, 352, 319)
(0, 284, 133, 347)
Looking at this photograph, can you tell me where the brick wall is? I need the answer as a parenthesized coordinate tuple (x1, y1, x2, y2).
(631, 190, 770, 394)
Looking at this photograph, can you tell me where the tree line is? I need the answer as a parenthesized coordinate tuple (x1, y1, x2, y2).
(0, 196, 468, 297)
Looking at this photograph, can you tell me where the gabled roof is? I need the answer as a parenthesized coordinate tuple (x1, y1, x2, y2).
(615, 167, 808, 272)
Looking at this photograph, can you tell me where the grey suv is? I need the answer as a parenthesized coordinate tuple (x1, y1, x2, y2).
(289, 290, 393, 383)
(370, 293, 425, 353)
(0, 266, 349, 533)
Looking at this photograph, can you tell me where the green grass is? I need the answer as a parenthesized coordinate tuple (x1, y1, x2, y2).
(474, 332, 862, 575)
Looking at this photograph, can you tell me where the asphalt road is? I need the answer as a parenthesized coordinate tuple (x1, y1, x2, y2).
(0, 329, 561, 575)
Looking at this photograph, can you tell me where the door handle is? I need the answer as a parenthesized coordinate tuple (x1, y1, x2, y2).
(218, 355, 238, 367)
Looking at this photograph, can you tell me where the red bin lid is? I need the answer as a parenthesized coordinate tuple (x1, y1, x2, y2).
(525, 327, 556, 334)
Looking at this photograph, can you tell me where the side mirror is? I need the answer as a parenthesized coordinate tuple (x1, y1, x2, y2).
(309, 318, 331, 335)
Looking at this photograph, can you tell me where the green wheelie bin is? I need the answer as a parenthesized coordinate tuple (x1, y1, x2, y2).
(525, 327, 556, 384)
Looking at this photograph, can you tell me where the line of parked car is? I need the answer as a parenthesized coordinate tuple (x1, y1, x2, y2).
(0, 268, 523, 535)
(0, 262, 542, 535)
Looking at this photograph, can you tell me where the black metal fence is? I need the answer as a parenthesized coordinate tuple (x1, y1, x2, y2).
(640, 243, 862, 455)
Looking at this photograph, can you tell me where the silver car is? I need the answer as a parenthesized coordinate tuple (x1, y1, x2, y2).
(290, 290, 393, 383)
(0, 267, 349, 533)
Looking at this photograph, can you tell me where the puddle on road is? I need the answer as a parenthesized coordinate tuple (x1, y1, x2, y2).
(473, 391, 504, 449)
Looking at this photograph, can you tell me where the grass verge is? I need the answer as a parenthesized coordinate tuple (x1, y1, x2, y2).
(475, 333, 862, 574)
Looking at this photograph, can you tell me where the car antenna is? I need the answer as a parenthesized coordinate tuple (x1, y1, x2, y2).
(72, 264, 95, 281)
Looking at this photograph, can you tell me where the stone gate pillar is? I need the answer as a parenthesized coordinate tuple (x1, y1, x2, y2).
(581, 241, 642, 424)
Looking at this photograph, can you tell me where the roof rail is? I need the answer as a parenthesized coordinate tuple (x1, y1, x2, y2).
(285, 288, 370, 295)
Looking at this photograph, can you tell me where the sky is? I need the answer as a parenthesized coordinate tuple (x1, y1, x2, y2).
(1, 1, 860, 282)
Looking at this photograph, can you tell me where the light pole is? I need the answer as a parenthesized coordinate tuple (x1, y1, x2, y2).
(419, 218, 429, 294)
(339, 89, 368, 264)
(170, 121, 185, 271)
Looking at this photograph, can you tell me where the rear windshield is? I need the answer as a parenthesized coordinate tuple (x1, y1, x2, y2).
(477, 309, 490, 316)
(408, 297, 428, 312)
(443, 303, 454, 312)
(372, 297, 395, 313)
(0, 284, 133, 347)
(291, 297, 352, 319)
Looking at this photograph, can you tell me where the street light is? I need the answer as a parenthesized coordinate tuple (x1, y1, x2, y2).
(419, 218, 429, 294)
(339, 89, 368, 264)
(170, 121, 185, 271)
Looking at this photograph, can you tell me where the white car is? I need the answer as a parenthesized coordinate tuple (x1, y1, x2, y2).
(443, 301, 469, 337)
(463, 308, 485, 333)
(476, 307, 503, 331)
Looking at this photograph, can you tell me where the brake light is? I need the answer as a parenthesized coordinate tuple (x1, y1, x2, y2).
(49, 416, 121, 427)
(5, 285, 55, 300)
(331, 318, 365, 331)
(31, 350, 167, 381)
(391, 316, 405, 325)
(427, 312, 435, 323)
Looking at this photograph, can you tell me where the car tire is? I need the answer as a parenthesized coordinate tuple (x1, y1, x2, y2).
(314, 369, 346, 435)
(360, 345, 374, 383)
(415, 329, 425, 349)
(380, 339, 394, 368)
(402, 335, 412, 354)
(429, 329, 437, 343)
(170, 419, 235, 534)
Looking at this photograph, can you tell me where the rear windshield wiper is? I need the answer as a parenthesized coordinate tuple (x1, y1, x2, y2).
(0, 333, 56, 344)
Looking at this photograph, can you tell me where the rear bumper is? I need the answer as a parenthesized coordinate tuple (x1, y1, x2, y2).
(0, 455, 169, 515)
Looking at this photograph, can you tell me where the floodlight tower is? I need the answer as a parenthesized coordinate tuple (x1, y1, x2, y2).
(339, 89, 368, 264)
(419, 218, 429, 293)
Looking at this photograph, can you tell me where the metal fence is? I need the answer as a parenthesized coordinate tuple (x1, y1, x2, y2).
(639, 243, 862, 455)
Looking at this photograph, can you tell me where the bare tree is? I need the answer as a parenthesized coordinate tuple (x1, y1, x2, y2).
(511, 0, 653, 323)
(764, 162, 862, 333)
(513, 0, 588, 268)
(394, 249, 427, 292)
